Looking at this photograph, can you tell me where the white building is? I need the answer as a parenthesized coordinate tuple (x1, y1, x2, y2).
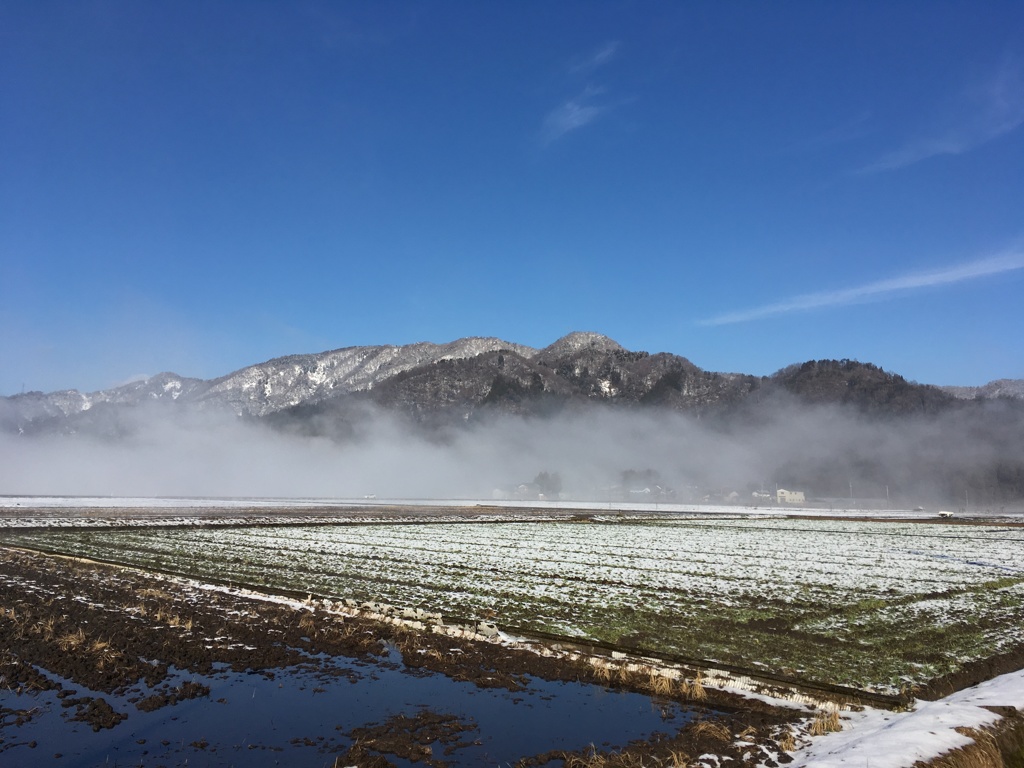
(776, 488, 806, 504)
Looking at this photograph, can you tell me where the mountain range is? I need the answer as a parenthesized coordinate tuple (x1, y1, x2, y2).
(2, 331, 1021, 437)
(3, 332, 1024, 505)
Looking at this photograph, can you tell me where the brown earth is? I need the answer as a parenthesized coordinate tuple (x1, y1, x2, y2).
(0, 545, 801, 766)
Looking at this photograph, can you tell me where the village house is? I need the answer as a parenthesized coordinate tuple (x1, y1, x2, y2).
(776, 488, 806, 504)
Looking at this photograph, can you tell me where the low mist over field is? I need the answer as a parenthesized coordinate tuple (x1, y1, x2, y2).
(3, 395, 1022, 507)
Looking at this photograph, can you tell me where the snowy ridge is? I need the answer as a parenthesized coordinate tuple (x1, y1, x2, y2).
(5, 332, 1009, 428)
(195, 336, 538, 416)
(3, 336, 544, 421)
(88, 372, 205, 406)
(0, 374, 203, 422)
(942, 378, 1024, 400)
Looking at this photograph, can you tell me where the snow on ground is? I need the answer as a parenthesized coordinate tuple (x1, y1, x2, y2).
(4, 494, 1023, 767)
(791, 668, 1024, 767)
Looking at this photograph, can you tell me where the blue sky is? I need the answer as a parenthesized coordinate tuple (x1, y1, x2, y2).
(2, 1, 1023, 395)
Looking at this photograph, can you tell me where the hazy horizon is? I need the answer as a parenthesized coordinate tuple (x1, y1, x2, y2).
(3, 395, 1021, 509)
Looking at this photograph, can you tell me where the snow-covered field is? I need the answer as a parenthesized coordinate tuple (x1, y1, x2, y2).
(3, 500, 1024, 767)
(7, 515, 1023, 698)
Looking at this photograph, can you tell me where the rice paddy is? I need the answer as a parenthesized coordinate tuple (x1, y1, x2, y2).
(6, 514, 1024, 694)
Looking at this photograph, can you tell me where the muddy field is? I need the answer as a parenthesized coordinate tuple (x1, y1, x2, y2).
(9, 509, 1024, 696)
(0, 546, 802, 767)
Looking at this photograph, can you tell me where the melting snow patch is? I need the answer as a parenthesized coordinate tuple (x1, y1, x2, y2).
(791, 667, 1024, 767)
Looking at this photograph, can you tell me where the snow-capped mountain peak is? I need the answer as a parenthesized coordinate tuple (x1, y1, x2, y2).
(538, 332, 625, 358)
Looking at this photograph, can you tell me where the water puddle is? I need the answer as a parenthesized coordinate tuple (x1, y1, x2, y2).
(1, 648, 707, 766)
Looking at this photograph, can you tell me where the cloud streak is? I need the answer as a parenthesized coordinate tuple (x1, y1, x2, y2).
(859, 58, 1024, 173)
(541, 85, 607, 145)
(540, 42, 622, 146)
(570, 41, 620, 74)
(700, 250, 1024, 326)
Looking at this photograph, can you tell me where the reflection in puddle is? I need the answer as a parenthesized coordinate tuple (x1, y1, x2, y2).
(1, 650, 707, 766)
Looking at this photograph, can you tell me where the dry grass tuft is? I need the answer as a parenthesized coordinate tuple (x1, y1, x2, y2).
(690, 719, 732, 744)
(665, 749, 690, 767)
(777, 727, 797, 753)
(809, 709, 842, 735)
(681, 671, 707, 701)
(563, 745, 607, 768)
(91, 638, 121, 670)
(614, 753, 646, 767)
(594, 662, 612, 683)
(647, 670, 674, 696)
(57, 627, 86, 652)
(615, 664, 636, 685)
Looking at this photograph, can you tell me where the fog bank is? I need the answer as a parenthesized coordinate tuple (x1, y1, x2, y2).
(1, 400, 1022, 507)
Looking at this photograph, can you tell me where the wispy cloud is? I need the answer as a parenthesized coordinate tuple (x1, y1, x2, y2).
(859, 58, 1024, 173)
(541, 85, 608, 145)
(540, 41, 622, 146)
(700, 250, 1024, 326)
(570, 41, 620, 74)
